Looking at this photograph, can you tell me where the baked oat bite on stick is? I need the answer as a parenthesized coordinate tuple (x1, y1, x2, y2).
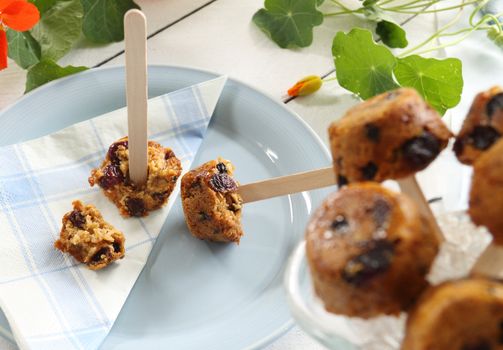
(181, 158, 244, 244)
(89, 137, 182, 217)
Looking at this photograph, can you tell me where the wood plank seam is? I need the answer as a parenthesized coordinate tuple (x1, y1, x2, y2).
(93, 0, 219, 68)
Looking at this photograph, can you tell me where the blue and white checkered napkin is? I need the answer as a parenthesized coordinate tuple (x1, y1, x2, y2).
(0, 76, 227, 350)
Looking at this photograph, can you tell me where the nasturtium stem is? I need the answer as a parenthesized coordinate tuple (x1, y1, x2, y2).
(439, 27, 482, 37)
(410, 28, 479, 55)
(469, 0, 490, 27)
(482, 13, 503, 32)
(399, 8, 503, 57)
(377, 0, 422, 6)
(322, 76, 338, 82)
(329, 0, 355, 13)
(324, 9, 361, 17)
(382, 0, 481, 14)
(321, 0, 499, 63)
(437, 11, 503, 37)
(384, 0, 443, 11)
(398, 5, 466, 57)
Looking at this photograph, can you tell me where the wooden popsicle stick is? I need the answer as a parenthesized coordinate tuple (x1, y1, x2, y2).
(238, 167, 446, 246)
(397, 177, 502, 278)
(125, 10, 148, 186)
(471, 244, 503, 279)
(237, 167, 336, 203)
(397, 176, 445, 243)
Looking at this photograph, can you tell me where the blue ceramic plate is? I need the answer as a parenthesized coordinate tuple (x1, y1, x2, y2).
(0, 66, 332, 349)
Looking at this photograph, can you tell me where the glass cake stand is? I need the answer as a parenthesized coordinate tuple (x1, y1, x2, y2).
(284, 211, 492, 350)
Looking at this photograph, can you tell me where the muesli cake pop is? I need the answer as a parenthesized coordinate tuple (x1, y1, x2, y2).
(89, 137, 182, 217)
(402, 278, 503, 350)
(454, 86, 503, 165)
(469, 138, 503, 245)
(181, 158, 244, 243)
(55, 200, 125, 270)
(305, 183, 439, 318)
(328, 88, 452, 186)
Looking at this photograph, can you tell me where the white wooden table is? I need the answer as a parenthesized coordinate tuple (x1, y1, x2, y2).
(0, 1, 501, 349)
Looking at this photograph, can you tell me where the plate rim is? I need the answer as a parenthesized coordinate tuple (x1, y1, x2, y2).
(0, 64, 332, 163)
(0, 64, 332, 349)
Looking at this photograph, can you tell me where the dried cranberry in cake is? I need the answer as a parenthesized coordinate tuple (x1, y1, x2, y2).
(107, 140, 128, 163)
(164, 149, 175, 160)
(54, 200, 125, 270)
(337, 174, 348, 188)
(360, 162, 378, 180)
(112, 241, 122, 253)
(372, 198, 391, 228)
(152, 191, 169, 202)
(91, 247, 111, 265)
(98, 163, 124, 189)
(181, 158, 244, 243)
(330, 214, 348, 232)
(216, 162, 227, 173)
(329, 88, 451, 183)
(68, 210, 86, 229)
(466, 126, 500, 151)
(305, 182, 439, 318)
(402, 279, 503, 350)
(342, 239, 395, 286)
(454, 126, 501, 160)
(455, 86, 503, 165)
(487, 93, 503, 118)
(89, 137, 182, 217)
(401, 131, 441, 169)
(125, 198, 146, 217)
(364, 123, 380, 143)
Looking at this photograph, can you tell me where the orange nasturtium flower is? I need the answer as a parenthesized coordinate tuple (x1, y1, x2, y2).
(287, 75, 323, 97)
(0, 0, 40, 70)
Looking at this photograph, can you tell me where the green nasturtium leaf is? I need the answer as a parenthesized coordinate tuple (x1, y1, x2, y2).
(316, 0, 324, 5)
(25, 59, 87, 93)
(394, 55, 463, 115)
(376, 20, 408, 48)
(28, 0, 59, 15)
(252, 0, 323, 48)
(362, 0, 379, 6)
(6, 29, 41, 69)
(332, 28, 399, 99)
(81, 0, 140, 44)
(30, 0, 83, 61)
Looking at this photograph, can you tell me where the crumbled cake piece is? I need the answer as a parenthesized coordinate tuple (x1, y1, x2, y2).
(454, 86, 503, 165)
(89, 137, 182, 217)
(328, 88, 452, 185)
(305, 183, 439, 318)
(54, 200, 125, 270)
(181, 158, 244, 243)
(402, 278, 503, 350)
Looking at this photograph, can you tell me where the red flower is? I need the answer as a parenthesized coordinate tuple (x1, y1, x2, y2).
(0, 0, 40, 70)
